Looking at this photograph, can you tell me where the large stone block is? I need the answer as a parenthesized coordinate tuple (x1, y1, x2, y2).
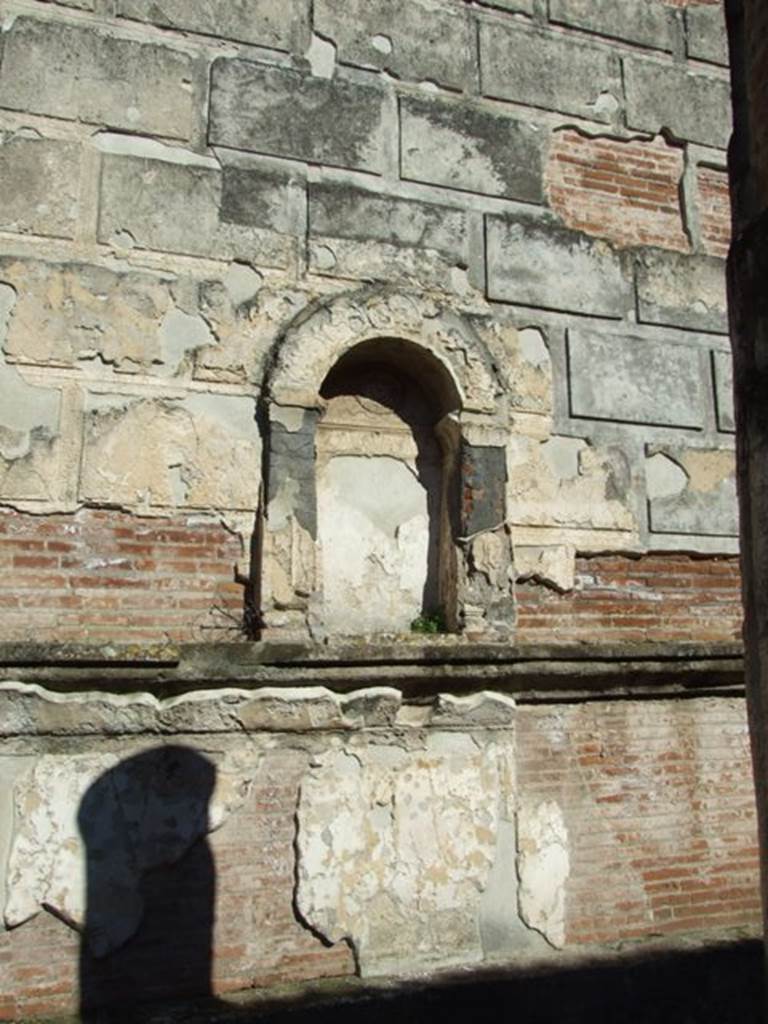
(309, 184, 468, 288)
(485, 214, 630, 317)
(687, 5, 729, 66)
(117, 0, 309, 51)
(568, 329, 705, 429)
(549, 0, 675, 51)
(400, 96, 544, 203)
(0, 135, 79, 240)
(0, 258, 173, 371)
(97, 150, 301, 267)
(314, 0, 472, 90)
(0, 18, 195, 139)
(646, 446, 737, 536)
(480, 22, 622, 123)
(80, 392, 260, 510)
(624, 57, 731, 149)
(635, 250, 728, 333)
(712, 350, 735, 433)
(209, 59, 387, 174)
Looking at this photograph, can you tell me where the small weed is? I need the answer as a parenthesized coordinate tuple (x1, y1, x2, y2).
(410, 611, 447, 634)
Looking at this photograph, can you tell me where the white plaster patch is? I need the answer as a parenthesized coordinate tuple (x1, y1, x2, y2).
(645, 451, 688, 500)
(159, 307, 215, 375)
(517, 800, 570, 948)
(223, 261, 262, 306)
(4, 747, 255, 953)
(305, 32, 337, 78)
(296, 738, 513, 973)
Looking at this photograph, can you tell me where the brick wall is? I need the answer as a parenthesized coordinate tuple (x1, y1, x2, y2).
(0, 695, 758, 1020)
(0, 507, 244, 643)
(517, 554, 742, 645)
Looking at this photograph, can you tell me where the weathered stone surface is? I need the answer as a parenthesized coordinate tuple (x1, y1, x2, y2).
(646, 446, 738, 536)
(0, 18, 195, 139)
(195, 280, 309, 385)
(209, 60, 387, 173)
(713, 349, 735, 432)
(517, 799, 570, 948)
(515, 544, 576, 592)
(486, 214, 630, 317)
(624, 58, 731, 149)
(268, 288, 499, 416)
(568, 329, 705, 428)
(480, 22, 622, 123)
(400, 96, 544, 203)
(635, 250, 728, 333)
(309, 184, 468, 288)
(471, 323, 553, 416)
(97, 150, 299, 267)
(477, 0, 533, 11)
(79, 393, 260, 510)
(315, 0, 472, 90)
(296, 735, 515, 973)
(507, 436, 637, 533)
(549, 0, 675, 52)
(687, 4, 729, 66)
(4, 747, 255, 952)
(427, 692, 516, 728)
(0, 135, 79, 239)
(117, 0, 309, 51)
(0, 258, 175, 372)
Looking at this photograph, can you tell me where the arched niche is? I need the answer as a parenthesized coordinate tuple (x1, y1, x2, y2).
(259, 287, 516, 643)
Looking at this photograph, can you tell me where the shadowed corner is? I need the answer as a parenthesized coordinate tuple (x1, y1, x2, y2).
(77, 745, 219, 1022)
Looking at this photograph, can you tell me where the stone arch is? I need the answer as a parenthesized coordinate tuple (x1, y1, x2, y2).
(258, 287, 516, 642)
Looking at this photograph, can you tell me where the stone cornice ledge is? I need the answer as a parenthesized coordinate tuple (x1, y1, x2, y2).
(0, 641, 745, 700)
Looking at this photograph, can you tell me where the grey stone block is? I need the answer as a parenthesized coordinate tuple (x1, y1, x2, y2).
(647, 446, 738, 536)
(475, 0, 534, 11)
(400, 96, 544, 203)
(635, 250, 728, 334)
(0, 135, 79, 239)
(485, 215, 630, 317)
(209, 59, 387, 174)
(713, 350, 735, 432)
(117, 0, 309, 51)
(0, 17, 195, 139)
(568, 329, 705, 428)
(687, 5, 729, 66)
(624, 57, 731, 148)
(549, 0, 675, 52)
(308, 184, 468, 288)
(480, 22, 622, 122)
(98, 153, 301, 268)
(314, 0, 473, 90)
(309, 183, 467, 258)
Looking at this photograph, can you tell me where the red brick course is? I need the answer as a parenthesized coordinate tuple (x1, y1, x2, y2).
(697, 165, 731, 257)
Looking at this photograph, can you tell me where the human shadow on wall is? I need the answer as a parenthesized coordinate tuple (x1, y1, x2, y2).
(78, 746, 218, 1021)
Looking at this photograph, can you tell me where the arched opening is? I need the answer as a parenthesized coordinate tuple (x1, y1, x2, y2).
(316, 338, 460, 635)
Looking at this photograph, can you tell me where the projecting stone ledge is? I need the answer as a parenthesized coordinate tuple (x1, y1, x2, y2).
(0, 641, 745, 700)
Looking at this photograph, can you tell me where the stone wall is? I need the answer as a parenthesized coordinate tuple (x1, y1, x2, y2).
(0, 0, 757, 1019)
(0, 0, 737, 642)
(0, 683, 759, 1019)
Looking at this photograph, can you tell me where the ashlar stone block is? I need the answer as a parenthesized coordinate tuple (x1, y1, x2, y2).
(98, 152, 302, 267)
(687, 5, 729, 66)
(567, 329, 705, 429)
(624, 57, 731, 149)
(486, 214, 630, 317)
(209, 59, 387, 174)
(117, 0, 309, 52)
(549, 0, 676, 52)
(712, 349, 735, 433)
(0, 135, 79, 240)
(314, 0, 473, 91)
(0, 17, 195, 139)
(309, 183, 468, 288)
(400, 96, 544, 203)
(635, 250, 728, 334)
(646, 445, 737, 536)
(480, 22, 622, 123)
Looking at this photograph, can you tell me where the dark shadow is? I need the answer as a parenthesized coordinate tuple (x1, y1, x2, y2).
(78, 746, 220, 1021)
